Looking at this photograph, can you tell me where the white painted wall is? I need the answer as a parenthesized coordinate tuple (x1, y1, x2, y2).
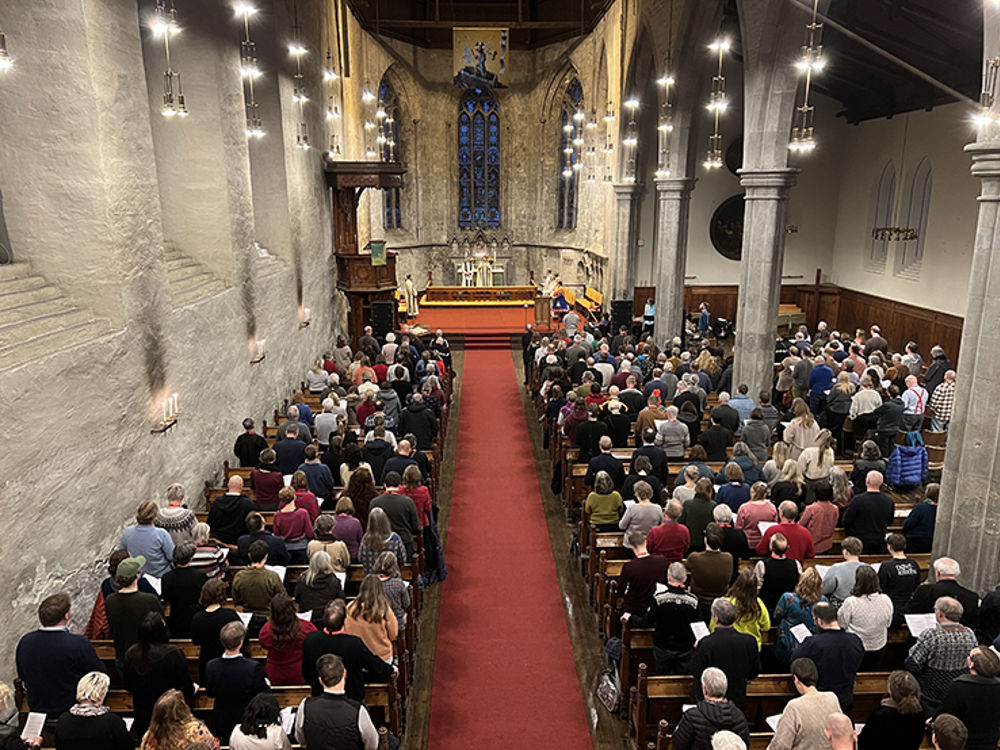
(825, 103, 978, 316)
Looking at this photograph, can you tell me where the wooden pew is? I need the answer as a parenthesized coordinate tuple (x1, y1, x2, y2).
(629, 667, 891, 747)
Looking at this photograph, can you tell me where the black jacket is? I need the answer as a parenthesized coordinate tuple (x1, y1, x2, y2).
(237, 531, 291, 567)
(672, 700, 750, 750)
(399, 402, 438, 450)
(160, 567, 207, 638)
(936, 674, 1000, 750)
(207, 493, 254, 545)
(302, 630, 392, 702)
(632, 444, 669, 484)
(204, 655, 269, 741)
(924, 355, 954, 396)
(710, 404, 740, 435)
(857, 704, 925, 750)
(689, 627, 761, 710)
(274, 437, 307, 475)
(55, 711, 135, 750)
(382, 455, 419, 485)
(631, 583, 700, 653)
(906, 579, 980, 630)
(123, 644, 194, 736)
(585, 453, 626, 489)
(234, 432, 269, 468)
(361, 439, 395, 481)
(698, 425, 734, 462)
(575, 420, 609, 463)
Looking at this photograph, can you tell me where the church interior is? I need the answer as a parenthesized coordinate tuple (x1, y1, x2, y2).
(2, 0, 1000, 748)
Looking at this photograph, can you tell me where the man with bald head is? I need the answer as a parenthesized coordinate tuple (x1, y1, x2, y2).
(842, 470, 894, 554)
(207, 475, 254, 545)
(823, 713, 857, 750)
(381, 439, 419, 484)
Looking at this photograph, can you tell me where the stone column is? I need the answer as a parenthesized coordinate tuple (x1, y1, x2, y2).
(652, 177, 696, 343)
(933, 141, 1000, 593)
(732, 168, 797, 398)
(610, 184, 640, 300)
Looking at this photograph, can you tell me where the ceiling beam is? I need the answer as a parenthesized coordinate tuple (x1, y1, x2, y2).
(372, 18, 586, 29)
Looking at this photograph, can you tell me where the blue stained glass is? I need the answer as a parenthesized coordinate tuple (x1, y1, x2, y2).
(458, 89, 500, 227)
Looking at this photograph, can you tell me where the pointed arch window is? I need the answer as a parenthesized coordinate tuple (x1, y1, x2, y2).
(868, 161, 895, 273)
(895, 157, 931, 279)
(378, 78, 402, 230)
(557, 78, 584, 229)
(458, 88, 500, 227)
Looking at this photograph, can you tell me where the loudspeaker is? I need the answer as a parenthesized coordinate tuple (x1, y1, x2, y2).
(611, 299, 633, 331)
(371, 300, 395, 339)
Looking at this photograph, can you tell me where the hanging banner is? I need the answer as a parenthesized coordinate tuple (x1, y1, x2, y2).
(453, 27, 508, 89)
(369, 240, 387, 267)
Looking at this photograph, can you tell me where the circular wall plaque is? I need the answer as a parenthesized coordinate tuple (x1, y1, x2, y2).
(709, 194, 745, 261)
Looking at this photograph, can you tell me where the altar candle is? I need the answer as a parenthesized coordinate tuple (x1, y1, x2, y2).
(162, 401, 167, 422)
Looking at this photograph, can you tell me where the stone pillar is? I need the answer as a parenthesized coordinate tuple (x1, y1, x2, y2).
(652, 177, 696, 343)
(933, 141, 1000, 593)
(610, 184, 640, 300)
(732, 168, 797, 398)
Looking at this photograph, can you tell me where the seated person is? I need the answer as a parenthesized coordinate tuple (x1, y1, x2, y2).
(237, 512, 291, 566)
(671, 667, 750, 750)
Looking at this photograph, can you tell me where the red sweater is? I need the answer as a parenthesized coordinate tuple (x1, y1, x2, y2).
(646, 521, 691, 563)
(258, 619, 317, 685)
(294, 490, 321, 521)
(755, 521, 815, 561)
(404, 485, 433, 527)
(273, 507, 315, 542)
(250, 469, 284, 510)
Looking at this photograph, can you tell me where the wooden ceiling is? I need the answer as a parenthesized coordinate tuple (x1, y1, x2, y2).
(349, 0, 984, 122)
(346, 0, 616, 50)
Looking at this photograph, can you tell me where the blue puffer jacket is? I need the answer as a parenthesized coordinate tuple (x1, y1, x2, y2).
(886, 435, 928, 487)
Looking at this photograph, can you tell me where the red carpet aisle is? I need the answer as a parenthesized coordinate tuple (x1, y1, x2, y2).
(427, 349, 593, 748)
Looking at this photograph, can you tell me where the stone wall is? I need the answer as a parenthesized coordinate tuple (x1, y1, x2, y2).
(0, 0, 338, 682)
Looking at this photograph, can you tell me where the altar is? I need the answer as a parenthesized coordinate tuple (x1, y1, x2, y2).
(417, 285, 551, 332)
(422, 285, 536, 305)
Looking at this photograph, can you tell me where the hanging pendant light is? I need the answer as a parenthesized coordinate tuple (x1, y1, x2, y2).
(703, 39, 729, 169)
(789, 0, 825, 153)
(153, 0, 187, 120)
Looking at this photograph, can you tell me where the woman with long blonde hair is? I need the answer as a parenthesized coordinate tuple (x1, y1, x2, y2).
(772, 568, 827, 665)
(764, 441, 791, 487)
(783, 397, 820, 459)
(140, 689, 217, 750)
(771, 459, 806, 507)
(344, 574, 399, 663)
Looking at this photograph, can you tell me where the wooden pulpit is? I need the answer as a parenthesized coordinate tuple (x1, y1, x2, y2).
(324, 160, 407, 343)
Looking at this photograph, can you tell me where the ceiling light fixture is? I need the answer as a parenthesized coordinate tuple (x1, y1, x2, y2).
(236, 2, 263, 137)
(153, 1, 187, 119)
(789, 0, 825, 153)
(703, 38, 728, 169)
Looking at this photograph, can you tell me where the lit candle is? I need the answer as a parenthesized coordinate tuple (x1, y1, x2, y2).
(162, 401, 167, 422)
(173, 393, 179, 414)
(304, 307, 311, 320)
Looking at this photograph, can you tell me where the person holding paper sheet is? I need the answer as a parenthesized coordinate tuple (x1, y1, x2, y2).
(619, 481, 664, 537)
(232, 541, 285, 636)
(294, 654, 379, 750)
(688, 599, 760, 710)
(104, 557, 164, 669)
(345, 575, 399, 664)
(905, 558, 980, 630)
(842, 471, 894, 554)
(622, 562, 700, 675)
(646, 500, 691, 563)
(712, 505, 751, 583)
(879, 534, 921, 629)
(837, 566, 893, 669)
(791, 603, 865, 711)
(259, 593, 317, 686)
(856, 670, 926, 750)
(54, 671, 133, 750)
(735, 482, 777, 550)
(766, 657, 842, 750)
(190, 579, 241, 682)
(295, 551, 345, 630)
(756, 502, 815, 564)
(772, 569, 827, 666)
(905, 596, 978, 713)
(671, 667, 750, 750)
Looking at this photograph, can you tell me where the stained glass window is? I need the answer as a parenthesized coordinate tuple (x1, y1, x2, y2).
(458, 88, 500, 227)
(557, 78, 584, 229)
(378, 78, 402, 229)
